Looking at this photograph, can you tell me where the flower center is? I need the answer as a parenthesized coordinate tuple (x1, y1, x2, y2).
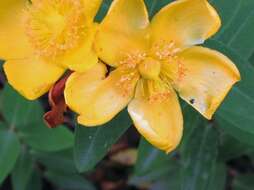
(138, 57, 161, 80)
(24, 0, 86, 58)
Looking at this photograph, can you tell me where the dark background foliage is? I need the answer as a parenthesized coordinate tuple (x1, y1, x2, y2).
(1, 0, 254, 189)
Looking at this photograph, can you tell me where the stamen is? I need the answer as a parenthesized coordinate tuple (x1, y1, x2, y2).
(160, 55, 187, 87)
(119, 51, 147, 68)
(152, 39, 188, 85)
(116, 69, 139, 98)
(146, 80, 172, 103)
(177, 58, 187, 82)
(24, 0, 86, 58)
(152, 40, 181, 60)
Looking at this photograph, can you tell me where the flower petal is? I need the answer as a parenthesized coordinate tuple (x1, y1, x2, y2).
(169, 46, 240, 119)
(64, 64, 139, 126)
(95, 0, 149, 67)
(150, 0, 221, 48)
(0, 0, 33, 60)
(60, 24, 98, 72)
(83, 0, 102, 22)
(128, 80, 183, 153)
(3, 57, 65, 100)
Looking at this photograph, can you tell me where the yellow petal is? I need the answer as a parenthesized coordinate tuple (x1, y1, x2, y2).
(128, 80, 183, 153)
(0, 0, 32, 60)
(95, 0, 149, 67)
(64, 64, 139, 126)
(83, 0, 103, 22)
(4, 57, 65, 100)
(168, 46, 240, 119)
(60, 24, 98, 72)
(150, 0, 221, 48)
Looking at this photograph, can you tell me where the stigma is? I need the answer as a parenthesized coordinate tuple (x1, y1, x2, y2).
(24, 0, 86, 58)
(138, 57, 161, 80)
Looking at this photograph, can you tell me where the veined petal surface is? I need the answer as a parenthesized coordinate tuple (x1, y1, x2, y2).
(83, 0, 103, 22)
(95, 0, 150, 67)
(150, 0, 221, 49)
(65, 64, 139, 126)
(0, 0, 32, 60)
(4, 57, 65, 100)
(128, 80, 183, 153)
(60, 24, 98, 72)
(169, 46, 240, 119)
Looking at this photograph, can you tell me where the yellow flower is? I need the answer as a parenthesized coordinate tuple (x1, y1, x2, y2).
(0, 0, 102, 100)
(64, 0, 241, 153)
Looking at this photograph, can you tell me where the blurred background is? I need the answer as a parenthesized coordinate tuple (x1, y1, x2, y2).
(1, 0, 254, 189)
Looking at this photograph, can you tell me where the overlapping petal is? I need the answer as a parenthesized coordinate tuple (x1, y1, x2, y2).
(64, 64, 139, 126)
(83, 0, 103, 22)
(4, 57, 65, 100)
(168, 46, 240, 119)
(150, 0, 221, 49)
(60, 24, 98, 72)
(0, 0, 32, 60)
(128, 80, 183, 153)
(95, 0, 150, 67)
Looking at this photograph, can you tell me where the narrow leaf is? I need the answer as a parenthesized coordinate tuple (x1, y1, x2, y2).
(181, 123, 219, 190)
(11, 149, 33, 190)
(19, 123, 74, 152)
(0, 130, 20, 184)
(31, 149, 77, 174)
(45, 171, 95, 190)
(74, 110, 131, 172)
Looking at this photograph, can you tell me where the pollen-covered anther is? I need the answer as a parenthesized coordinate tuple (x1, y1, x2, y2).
(153, 40, 181, 60)
(24, 0, 86, 58)
(116, 71, 139, 97)
(119, 52, 147, 68)
(148, 91, 171, 103)
(176, 59, 188, 82)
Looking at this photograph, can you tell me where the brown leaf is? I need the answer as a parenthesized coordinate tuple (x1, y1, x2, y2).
(43, 73, 71, 128)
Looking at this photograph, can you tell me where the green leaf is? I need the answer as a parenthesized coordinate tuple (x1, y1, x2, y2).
(45, 171, 95, 190)
(218, 133, 254, 161)
(212, 0, 254, 59)
(180, 122, 219, 190)
(130, 104, 203, 187)
(0, 85, 74, 152)
(11, 149, 33, 190)
(0, 85, 43, 127)
(206, 162, 227, 190)
(227, 11, 254, 59)
(19, 123, 74, 152)
(134, 138, 170, 175)
(211, 0, 241, 38)
(74, 110, 131, 172)
(151, 171, 181, 190)
(25, 170, 42, 190)
(179, 104, 203, 152)
(205, 40, 254, 146)
(232, 174, 254, 190)
(131, 140, 182, 189)
(31, 149, 77, 174)
(0, 130, 20, 184)
(130, 138, 172, 185)
(213, 0, 254, 53)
